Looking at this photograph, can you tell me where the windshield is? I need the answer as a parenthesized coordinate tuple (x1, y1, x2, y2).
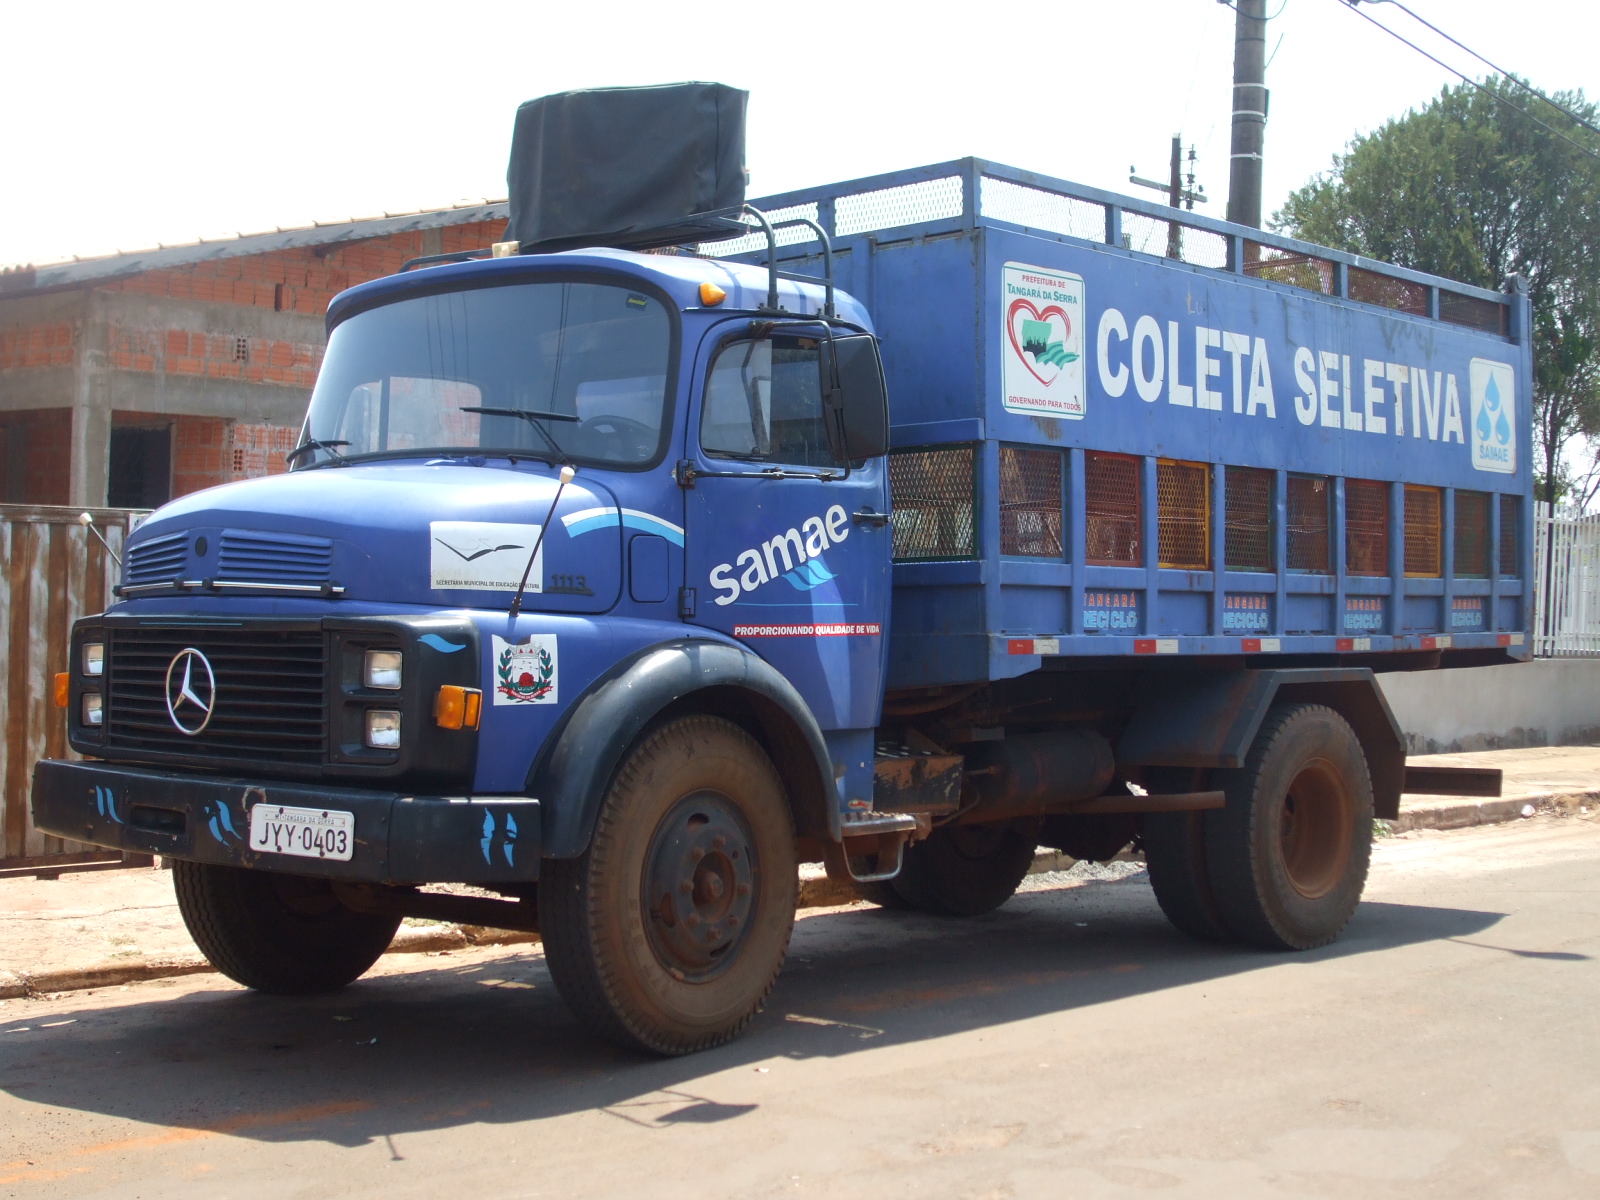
(299, 279, 674, 468)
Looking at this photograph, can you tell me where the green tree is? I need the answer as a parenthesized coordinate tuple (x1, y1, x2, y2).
(1274, 77, 1600, 507)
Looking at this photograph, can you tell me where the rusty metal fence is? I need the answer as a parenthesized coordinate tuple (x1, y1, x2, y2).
(2, 504, 140, 869)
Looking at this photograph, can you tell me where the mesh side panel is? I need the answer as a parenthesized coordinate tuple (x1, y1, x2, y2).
(1440, 291, 1507, 335)
(696, 202, 820, 257)
(1118, 211, 1226, 266)
(1085, 451, 1141, 565)
(834, 176, 963, 238)
(1405, 485, 1443, 576)
(1500, 494, 1519, 576)
(1244, 244, 1335, 294)
(980, 177, 1106, 242)
(999, 446, 1064, 557)
(1157, 460, 1210, 569)
(1345, 479, 1389, 576)
(1348, 267, 1428, 315)
(889, 446, 975, 560)
(1225, 466, 1272, 571)
(1287, 475, 1331, 572)
(1453, 490, 1490, 577)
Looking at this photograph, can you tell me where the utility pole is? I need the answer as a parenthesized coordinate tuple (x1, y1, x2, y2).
(1129, 136, 1206, 259)
(1226, 0, 1268, 229)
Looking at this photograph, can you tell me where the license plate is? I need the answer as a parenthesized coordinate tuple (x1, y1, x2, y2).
(248, 803, 355, 861)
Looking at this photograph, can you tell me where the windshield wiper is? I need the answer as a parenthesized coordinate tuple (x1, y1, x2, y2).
(460, 407, 576, 464)
(285, 438, 351, 467)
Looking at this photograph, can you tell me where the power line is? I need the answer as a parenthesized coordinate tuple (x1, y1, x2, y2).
(1337, 0, 1600, 167)
(1356, 0, 1600, 139)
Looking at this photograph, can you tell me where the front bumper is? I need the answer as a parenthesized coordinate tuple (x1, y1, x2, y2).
(32, 759, 539, 884)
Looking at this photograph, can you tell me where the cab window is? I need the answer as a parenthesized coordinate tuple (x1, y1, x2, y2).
(701, 336, 832, 468)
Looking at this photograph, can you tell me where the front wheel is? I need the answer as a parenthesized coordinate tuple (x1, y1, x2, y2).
(539, 716, 797, 1055)
(172, 862, 400, 994)
(1204, 703, 1374, 950)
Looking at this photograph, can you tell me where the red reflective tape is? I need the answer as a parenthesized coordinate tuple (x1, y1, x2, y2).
(1336, 638, 1354, 652)
(1421, 636, 1437, 650)
(1133, 639, 1157, 654)
(1007, 638, 1034, 655)
(1241, 638, 1261, 653)
(1498, 633, 1512, 646)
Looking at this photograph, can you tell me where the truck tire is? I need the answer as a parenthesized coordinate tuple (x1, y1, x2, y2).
(1142, 768, 1234, 943)
(539, 716, 797, 1056)
(172, 861, 400, 994)
(1204, 703, 1374, 951)
(887, 824, 1036, 917)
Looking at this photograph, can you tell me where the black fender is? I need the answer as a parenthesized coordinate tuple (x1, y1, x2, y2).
(528, 637, 838, 858)
(1115, 667, 1406, 820)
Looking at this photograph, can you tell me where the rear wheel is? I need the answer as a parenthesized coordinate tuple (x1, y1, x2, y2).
(172, 861, 399, 994)
(1204, 704, 1373, 950)
(539, 716, 797, 1055)
(1142, 768, 1233, 943)
(887, 823, 1037, 917)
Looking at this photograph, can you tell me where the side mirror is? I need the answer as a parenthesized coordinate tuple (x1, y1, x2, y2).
(820, 334, 890, 462)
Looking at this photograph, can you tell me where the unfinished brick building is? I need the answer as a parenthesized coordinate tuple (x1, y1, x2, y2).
(0, 204, 509, 508)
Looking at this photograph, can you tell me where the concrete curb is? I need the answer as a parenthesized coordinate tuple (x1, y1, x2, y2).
(4, 794, 1585, 1000)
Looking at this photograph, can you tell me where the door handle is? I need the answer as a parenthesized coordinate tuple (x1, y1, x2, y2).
(852, 507, 890, 528)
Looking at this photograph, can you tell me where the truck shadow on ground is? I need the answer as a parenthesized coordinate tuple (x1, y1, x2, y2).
(0, 878, 1512, 1153)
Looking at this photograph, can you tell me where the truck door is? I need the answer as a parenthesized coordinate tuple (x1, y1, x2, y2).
(682, 326, 891, 732)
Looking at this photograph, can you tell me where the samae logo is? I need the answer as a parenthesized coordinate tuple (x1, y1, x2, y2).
(710, 505, 851, 606)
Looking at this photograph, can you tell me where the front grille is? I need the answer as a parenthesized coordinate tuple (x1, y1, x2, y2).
(218, 529, 333, 584)
(125, 532, 188, 586)
(106, 627, 327, 766)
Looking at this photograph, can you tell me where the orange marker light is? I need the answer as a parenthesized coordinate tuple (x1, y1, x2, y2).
(435, 685, 483, 731)
(54, 672, 70, 708)
(699, 281, 727, 306)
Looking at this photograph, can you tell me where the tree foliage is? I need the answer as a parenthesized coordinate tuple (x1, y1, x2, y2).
(1274, 77, 1600, 506)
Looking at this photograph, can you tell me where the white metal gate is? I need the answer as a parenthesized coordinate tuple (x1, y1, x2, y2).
(1533, 502, 1600, 657)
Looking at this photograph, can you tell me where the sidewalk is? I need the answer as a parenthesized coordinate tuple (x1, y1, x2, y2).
(3, 745, 1596, 1000)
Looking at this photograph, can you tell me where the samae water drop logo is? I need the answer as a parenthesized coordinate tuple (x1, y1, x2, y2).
(1469, 358, 1516, 474)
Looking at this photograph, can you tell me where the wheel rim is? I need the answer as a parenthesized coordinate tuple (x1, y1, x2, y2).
(1277, 758, 1352, 899)
(642, 790, 759, 982)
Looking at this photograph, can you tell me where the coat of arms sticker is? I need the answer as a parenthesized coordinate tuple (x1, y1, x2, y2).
(492, 634, 558, 705)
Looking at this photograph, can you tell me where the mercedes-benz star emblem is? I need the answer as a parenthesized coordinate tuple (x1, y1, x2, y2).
(164, 648, 217, 736)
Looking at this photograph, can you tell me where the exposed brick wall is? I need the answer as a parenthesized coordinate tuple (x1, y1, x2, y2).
(230, 422, 299, 480)
(171, 416, 231, 499)
(100, 219, 508, 316)
(109, 324, 322, 388)
(0, 324, 75, 370)
(0, 408, 72, 504)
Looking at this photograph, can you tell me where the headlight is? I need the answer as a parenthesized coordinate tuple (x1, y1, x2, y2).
(83, 642, 105, 676)
(82, 693, 104, 727)
(365, 710, 401, 749)
(364, 649, 402, 690)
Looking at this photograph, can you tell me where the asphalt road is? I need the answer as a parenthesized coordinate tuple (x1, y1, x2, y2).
(3, 815, 1599, 1199)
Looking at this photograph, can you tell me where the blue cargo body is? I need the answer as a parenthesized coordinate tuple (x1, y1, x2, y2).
(717, 159, 1533, 689)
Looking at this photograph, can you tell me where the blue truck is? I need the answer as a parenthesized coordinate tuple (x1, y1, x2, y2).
(34, 86, 1526, 1055)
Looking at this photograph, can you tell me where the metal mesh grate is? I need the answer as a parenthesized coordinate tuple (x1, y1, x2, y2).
(1499, 494, 1519, 576)
(1348, 267, 1428, 315)
(889, 445, 975, 560)
(1454, 490, 1491, 577)
(1119, 211, 1228, 268)
(1405, 485, 1443, 576)
(1157, 459, 1211, 569)
(1287, 474, 1331, 572)
(1345, 479, 1390, 576)
(697, 202, 820, 258)
(999, 446, 1064, 557)
(1225, 466, 1273, 571)
(1244, 244, 1335, 294)
(1085, 451, 1141, 565)
(834, 176, 963, 238)
(980, 178, 1105, 243)
(1440, 291, 1507, 335)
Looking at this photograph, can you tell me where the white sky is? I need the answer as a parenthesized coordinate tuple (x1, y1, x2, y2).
(2, 0, 1595, 269)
